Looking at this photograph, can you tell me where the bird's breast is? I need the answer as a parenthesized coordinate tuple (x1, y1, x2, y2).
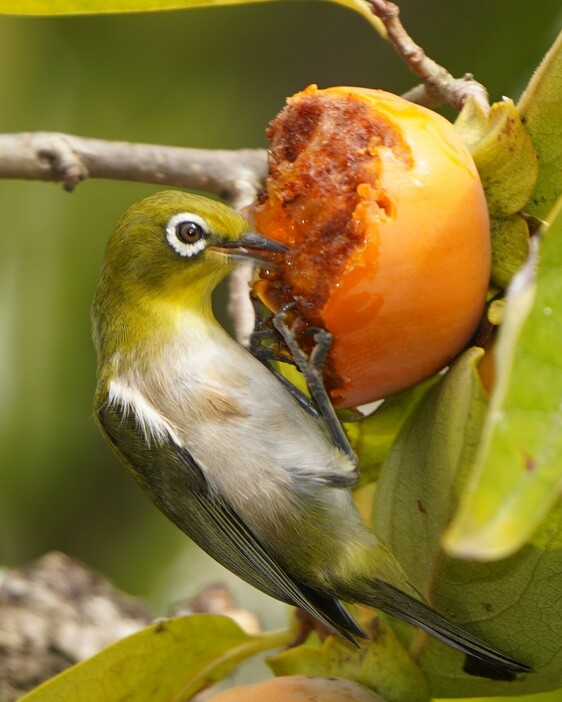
(106, 317, 357, 520)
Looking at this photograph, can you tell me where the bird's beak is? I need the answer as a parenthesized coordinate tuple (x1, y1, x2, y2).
(210, 232, 287, 265)
(215, 232, 287, 253)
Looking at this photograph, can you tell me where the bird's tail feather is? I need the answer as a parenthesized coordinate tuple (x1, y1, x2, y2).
(369, 581, 532, 681)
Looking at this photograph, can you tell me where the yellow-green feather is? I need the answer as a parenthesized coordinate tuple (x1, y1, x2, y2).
(92, 190, 249, 385)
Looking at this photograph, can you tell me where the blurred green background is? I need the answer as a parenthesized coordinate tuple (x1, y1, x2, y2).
(0, 0, 560, 667)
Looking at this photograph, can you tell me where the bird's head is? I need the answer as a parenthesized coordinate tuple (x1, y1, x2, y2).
(100, 190, 284, 304)
(92, 190, 285, 366)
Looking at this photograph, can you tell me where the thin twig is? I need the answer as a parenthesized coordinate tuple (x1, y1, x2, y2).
(0, 131, 268, 203)
(229, 264, 256, 347)
(368, 0, 489, 113)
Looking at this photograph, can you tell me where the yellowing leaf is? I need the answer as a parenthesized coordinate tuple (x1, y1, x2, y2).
(519, 28, 562, 218)
(268, 619, 430, 702)
(373, 349, 562, 697)
(445, 198, 562, 560)
(0, 0, 385, 35)
(438, 691, 562, 702)
(18, 614, 290, 702)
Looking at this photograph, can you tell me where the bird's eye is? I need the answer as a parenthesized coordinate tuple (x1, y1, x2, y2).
(165, 212, 209, 258)
(176, 220, 204, 244)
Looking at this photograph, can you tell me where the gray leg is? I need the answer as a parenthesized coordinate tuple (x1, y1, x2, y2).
(272, 312, 357, 465)
(248, 297, 319, 418)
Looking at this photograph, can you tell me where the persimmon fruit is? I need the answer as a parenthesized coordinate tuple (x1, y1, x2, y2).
(207, 675, 385, 701)
(253, 85, 491, 409)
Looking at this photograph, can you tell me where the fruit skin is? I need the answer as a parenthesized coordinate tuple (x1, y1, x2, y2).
(206, 675, 387, 702)
(254, 85, 491, 409)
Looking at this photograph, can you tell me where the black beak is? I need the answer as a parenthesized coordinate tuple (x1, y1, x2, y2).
(216, 232, 288, 253)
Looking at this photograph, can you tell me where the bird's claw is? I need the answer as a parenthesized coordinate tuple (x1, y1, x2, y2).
(272, 312, 356, 465)
(248, 301, 317, 416)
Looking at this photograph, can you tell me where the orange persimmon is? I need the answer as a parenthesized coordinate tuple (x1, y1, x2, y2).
(207, 676, 385, 701)
(253, 85, 491, 409)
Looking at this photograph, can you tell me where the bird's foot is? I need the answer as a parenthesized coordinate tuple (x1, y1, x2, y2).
(273, 311, 356, 464)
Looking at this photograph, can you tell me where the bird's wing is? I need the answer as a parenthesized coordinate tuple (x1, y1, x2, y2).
(96, 398, 364, 644)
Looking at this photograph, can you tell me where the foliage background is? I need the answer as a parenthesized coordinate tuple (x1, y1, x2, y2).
(0, 2, 561, 697)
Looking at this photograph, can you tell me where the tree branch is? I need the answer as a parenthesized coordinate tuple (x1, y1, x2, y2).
(0, 130, 268, 342)
(368, 0, 490, 113)
(0, 131, 268, 208)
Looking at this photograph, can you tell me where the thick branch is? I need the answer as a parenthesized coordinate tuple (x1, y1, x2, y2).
(0, 131, 268, 207)
(368, 0, 489, 113)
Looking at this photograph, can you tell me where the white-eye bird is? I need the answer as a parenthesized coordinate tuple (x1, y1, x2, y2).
(92, 190, 530, 680)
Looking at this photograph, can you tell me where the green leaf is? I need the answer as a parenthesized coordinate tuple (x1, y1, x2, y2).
(345, 379, 438, 485)
(268, 619, 430, 702)
(373, 348, 488, 603)
(445, 199, 562, 560)
(519, 28, 562, 219)
(490, 215, 530, 289)
(0, 0, 385, 35)
(18, 614, 290, 702)
(373, 348, 562, 697)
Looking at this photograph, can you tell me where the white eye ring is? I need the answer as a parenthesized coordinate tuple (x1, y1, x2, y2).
(165, 212, 209, 258)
